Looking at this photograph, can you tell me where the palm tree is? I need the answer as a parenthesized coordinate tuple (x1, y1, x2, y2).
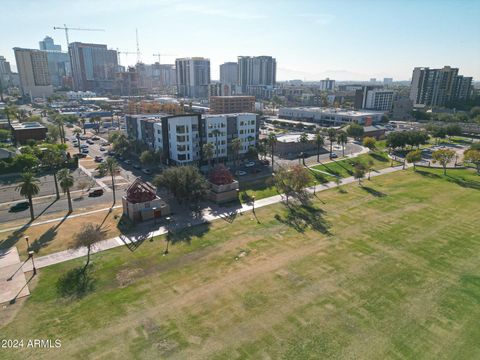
(73, 128, 82, 154)
(231, 138, 242, 170)
(337, 132, 348, 157)
(43, 148, 63, 200)
(105, 157, 119, 204)
(202, 142, 215, 171)
(211, 129, 221, 164)
(16, 172, 40, 222)
(80, 118, 86, 134)
(327, 128, 337, 158)
(54, 116, 65, 144)
(58, 168, 74, 213)
(267, 133, 277, 170)
(3, 104, 18, 128)
(314, 131, 324, 162)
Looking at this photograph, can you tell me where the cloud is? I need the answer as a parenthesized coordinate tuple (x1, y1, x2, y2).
(296, 13, 335, 25)
(175, 3, 267, 20)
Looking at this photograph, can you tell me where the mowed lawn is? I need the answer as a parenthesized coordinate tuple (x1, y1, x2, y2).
(1, 168, 480, 359)
(312, 151, 402, 178)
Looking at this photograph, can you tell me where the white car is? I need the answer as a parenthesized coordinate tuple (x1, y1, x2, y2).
(245, 161, 255, 167)
(236, 170, 247, 176)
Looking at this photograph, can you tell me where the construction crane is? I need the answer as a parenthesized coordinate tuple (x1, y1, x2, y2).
(135, 28, 141, 64)
(152, 53, 177, 65)
(53, 24, 105, 47)
(116, 49, 137, 67)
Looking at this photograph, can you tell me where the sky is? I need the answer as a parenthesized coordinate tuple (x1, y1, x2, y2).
(1, 0, 479, 81)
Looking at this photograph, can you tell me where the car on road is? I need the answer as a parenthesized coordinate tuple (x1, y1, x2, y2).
(94, 156, 103, 162)
(236, 170, 247, 176)
(245, 161, 255, 167)
(9, 201, 30, 212)
(124, 159, 132, 165)
(330, 152, 338, 158)
(88, 188, 104, 197)
(133, 163, 141, 169)
(99, 147, 106, 152)
(142, 168, 152, 175)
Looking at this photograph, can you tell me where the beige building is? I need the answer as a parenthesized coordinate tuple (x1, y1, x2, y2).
(14, 48, 53, 98)
(209, 96, 255, 114)
(122, 179, 170, 223)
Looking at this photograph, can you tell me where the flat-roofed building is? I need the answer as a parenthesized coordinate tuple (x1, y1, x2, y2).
(278, 107, 384, 125)
(13, 48, 53, 98)
(210, 96, 255, 114)
(11, 121, 47, 144)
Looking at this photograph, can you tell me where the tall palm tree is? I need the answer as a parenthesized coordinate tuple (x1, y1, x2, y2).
(327, 128, 337, 158)
(105, 157, 119, 204)
(54, 116, 65, 144)
(80, 118, 86, 134)
(16, 172, 40, 222)
(202, 142, 215, 171)
(337, 132, 348, 157)
(267, 133, 277, 170)
(43, 148, 63, 200)
(211, 129, 221, 164)
(58, 168, 74, 213)
(315, 131, 324, 162)
(231, 138, 242, 169)
(73, 128, 82, 154)
(3, 104, 18, 128)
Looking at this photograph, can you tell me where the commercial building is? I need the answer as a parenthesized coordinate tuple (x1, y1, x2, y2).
(13, 48, 53, 98)
(0, 56, 19, 90)
(219, 62, 238, 84)
(126, 112, 258, 165)
(274, 133, 320, 158)
(208, 83, 242, 97)
(383, 78, 393, 86)
(237, 56, 276, 97)
(210, 96, 255, 114)
(278, 107, 384, 125)
(354, 86, 394, 111)
(10, 121, 47, 144)
(39, 36, 61, 51)
(175, 57, 210, 99)
(409, 66, 472, 107)
(319, 78, 335, 91)
(69, 42, 118, 93)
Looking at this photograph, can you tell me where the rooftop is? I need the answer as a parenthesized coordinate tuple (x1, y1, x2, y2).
(276, 132, 316, 143)
(11, 122, 46, 130)
(280, 107, 384, 116)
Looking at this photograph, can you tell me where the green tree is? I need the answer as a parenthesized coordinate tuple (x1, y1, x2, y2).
(337, 132, 348, 157)
(267, 133, 277, 169)
(80, 118, 86, 135)
(202, 142, 215, 171)
(13, 153, 39, 171)
(46, 124, 60, 143)
(362, 136, 376, 150)
(463, 146, 480, 173)
(58, 168, 74, 213)
(0, 129, 11, 141)
(231, 138, 242, 169)
(346, 123, 364, 140)
(154, 166, 208, 208)
(353, 162, 367, 185)
(432, 149, 456, 175)
(2, 104, 18, 128)
(273, 165, 311, 205)
(105, 157, 119, 204)
(406, 149, 422, 171)
(53, 116, 66, 144)
(140, 150, 155, 166)
(43, 148, 63, 199)
(327, 128, 336, 158)
(16, 172, 40, 221)
(298, 132, 309, 144)
(315, 131, 325, 162)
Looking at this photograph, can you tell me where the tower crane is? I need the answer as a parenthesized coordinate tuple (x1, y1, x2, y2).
(116, 49, 137, 67)
(53, 24, 105, 47)
(152, 53, 177, 65)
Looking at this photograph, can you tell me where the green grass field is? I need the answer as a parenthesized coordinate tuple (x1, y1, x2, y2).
(1, 168, 479, 359)
(312, 151, 401, 178)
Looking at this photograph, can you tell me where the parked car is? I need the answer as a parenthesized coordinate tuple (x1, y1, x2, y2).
(99, 147, 106, 152)
(142, 168, 152, 175)
(259, 159, 270, 165)
(73, 143, 79, 148)
(101, 142, 110, 146)
(80, 144, 88, 148)
(82, 148, 89, 154)
(124, 159, 132, 165)
(92, 136, 100, 140)
(107, 150, 115, 156)
(80, 136, 87, 140)
(236, 170, 247, 176)
(9, 201, 29, 212)
(94, 156, 103, 162)
(133, 163, 141, 169)
(88, 188, 104, 197)
(331, 152, 338, 158)
(87, 139, 94, 145)
(245, 161, 255, 167)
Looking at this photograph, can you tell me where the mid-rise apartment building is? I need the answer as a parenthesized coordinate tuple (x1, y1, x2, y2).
(175, 57, 210, 99)
(210, 96, 255, 114)
(13, 47, 53, 98)
(409, 66, 472, 107)
(354, 86, 394, 111)
(126, 113, 258, 165)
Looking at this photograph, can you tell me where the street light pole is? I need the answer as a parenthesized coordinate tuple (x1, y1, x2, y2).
(25, 236, 36, 275)
(252, 195, 256, 214)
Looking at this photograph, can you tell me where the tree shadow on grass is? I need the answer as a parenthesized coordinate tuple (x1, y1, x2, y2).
(446, 175, 480, 190)
(361, 186, 387, 197)
(416, 170, 441, 179)
(332, 159, 353, 176)
(56, 266, 96, 299)
(0, 227, 27, 254)
(275, 203, 331, 235)
(30, 213, 70, 253)
(169, 222, 211, 245)
(369, 152, 388, 162)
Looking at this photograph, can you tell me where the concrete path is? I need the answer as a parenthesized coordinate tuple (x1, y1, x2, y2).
(20, 163, 405, 272)
(0, 247, 30, 304)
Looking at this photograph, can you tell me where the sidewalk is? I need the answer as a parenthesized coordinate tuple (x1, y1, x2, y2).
(21, 164, 405, 272)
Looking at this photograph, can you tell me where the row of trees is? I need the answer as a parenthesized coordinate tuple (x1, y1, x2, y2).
(386, 130, 430, 150)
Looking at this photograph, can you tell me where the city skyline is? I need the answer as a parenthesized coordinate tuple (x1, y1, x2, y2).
(1, 0, 479, 81)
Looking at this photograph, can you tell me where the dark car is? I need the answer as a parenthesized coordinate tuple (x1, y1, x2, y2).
(133, 163, 141, 169)
(9, 201, 30, 212)
(259, 159, 270, 165)
(88, 188, 104, 197)
(94, 156, 103, 162)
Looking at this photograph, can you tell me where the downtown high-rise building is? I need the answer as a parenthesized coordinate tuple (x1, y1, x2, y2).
(38, 36, 70, 88)
(237, 56, 276, 97)
(409, 66, 472, 107)
(13, 47, 53, 98)
(319, 78, 335, 91)
(39, 36, 61, 51)
(69, 42, 118, 93)
(175, 57, 210, 99)
(219, 62, 238, 84)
